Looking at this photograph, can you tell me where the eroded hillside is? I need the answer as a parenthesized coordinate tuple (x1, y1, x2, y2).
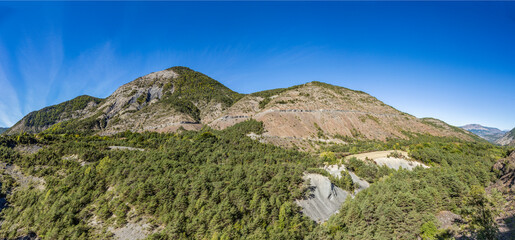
(211, 82, 475, 144)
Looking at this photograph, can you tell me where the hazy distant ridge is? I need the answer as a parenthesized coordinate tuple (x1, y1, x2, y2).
(460, 124, 507, 143)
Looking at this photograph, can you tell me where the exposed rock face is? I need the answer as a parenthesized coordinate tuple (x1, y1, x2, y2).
(297, 165, 370, 223)
(296, 174, 350, 223)
(323, 164, 370, 193)
(436, 211, 462, 234)
(496, 128, 515, 146)
(461, 124, 507, 143)
(0, 162, 45, 191)
(492, 152, 515, 190)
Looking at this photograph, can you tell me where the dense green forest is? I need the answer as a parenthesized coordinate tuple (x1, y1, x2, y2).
(0, 120, 511, 239)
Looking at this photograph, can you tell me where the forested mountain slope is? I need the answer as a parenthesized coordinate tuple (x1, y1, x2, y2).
(6, 67, 476, 146)
(0, 121, 510, 239)
(6, 95, 102, 134)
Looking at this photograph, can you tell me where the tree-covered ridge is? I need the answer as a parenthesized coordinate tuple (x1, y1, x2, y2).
(155, 67, 244, 123)
(509, 127, 515, 138)
(166, 66, 244, 107)
(250, 81, 365, 99)
(249, 81, 370, 109)
(7, 95, 103, 134)
(26, 95, 102, 127)
(0, 120, 511, 239)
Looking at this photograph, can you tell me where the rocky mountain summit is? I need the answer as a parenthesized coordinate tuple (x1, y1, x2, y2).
(7, 67, 241, 135)
(461, 124, 507, 143)
(6, 67, 476, 145)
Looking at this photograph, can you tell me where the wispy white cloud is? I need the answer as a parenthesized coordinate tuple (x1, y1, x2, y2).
(59, 42, 132, 99)
(0, 43, 22, 127)
(17, 31, 63, 113)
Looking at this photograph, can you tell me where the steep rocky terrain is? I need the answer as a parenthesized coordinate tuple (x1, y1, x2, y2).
(7, 67, 242, 135)
(7, 67, 476, 144)
(496, 128, 515, 146)
(296, 173, 350, 223)
(461, 124, 507, 143)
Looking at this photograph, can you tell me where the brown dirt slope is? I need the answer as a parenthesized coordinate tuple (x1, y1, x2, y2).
(210, 81, 475, 142)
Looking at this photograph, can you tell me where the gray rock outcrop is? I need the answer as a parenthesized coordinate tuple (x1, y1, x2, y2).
(296, 174, 350, 223)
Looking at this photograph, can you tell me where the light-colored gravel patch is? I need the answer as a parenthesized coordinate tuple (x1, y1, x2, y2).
(108, 146, 145, 151)
(374, 157, 429, 170)
(346, 150, 429, 170)
(109, 222, 151, 240)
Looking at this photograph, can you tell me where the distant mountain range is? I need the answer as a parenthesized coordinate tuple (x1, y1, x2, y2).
(0, 127, 7, 134)
(460, 124, 507, 143)
(5, 67, 476, 147)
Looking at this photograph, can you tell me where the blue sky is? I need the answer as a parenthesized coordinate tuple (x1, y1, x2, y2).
(0, 1, 514, 130)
